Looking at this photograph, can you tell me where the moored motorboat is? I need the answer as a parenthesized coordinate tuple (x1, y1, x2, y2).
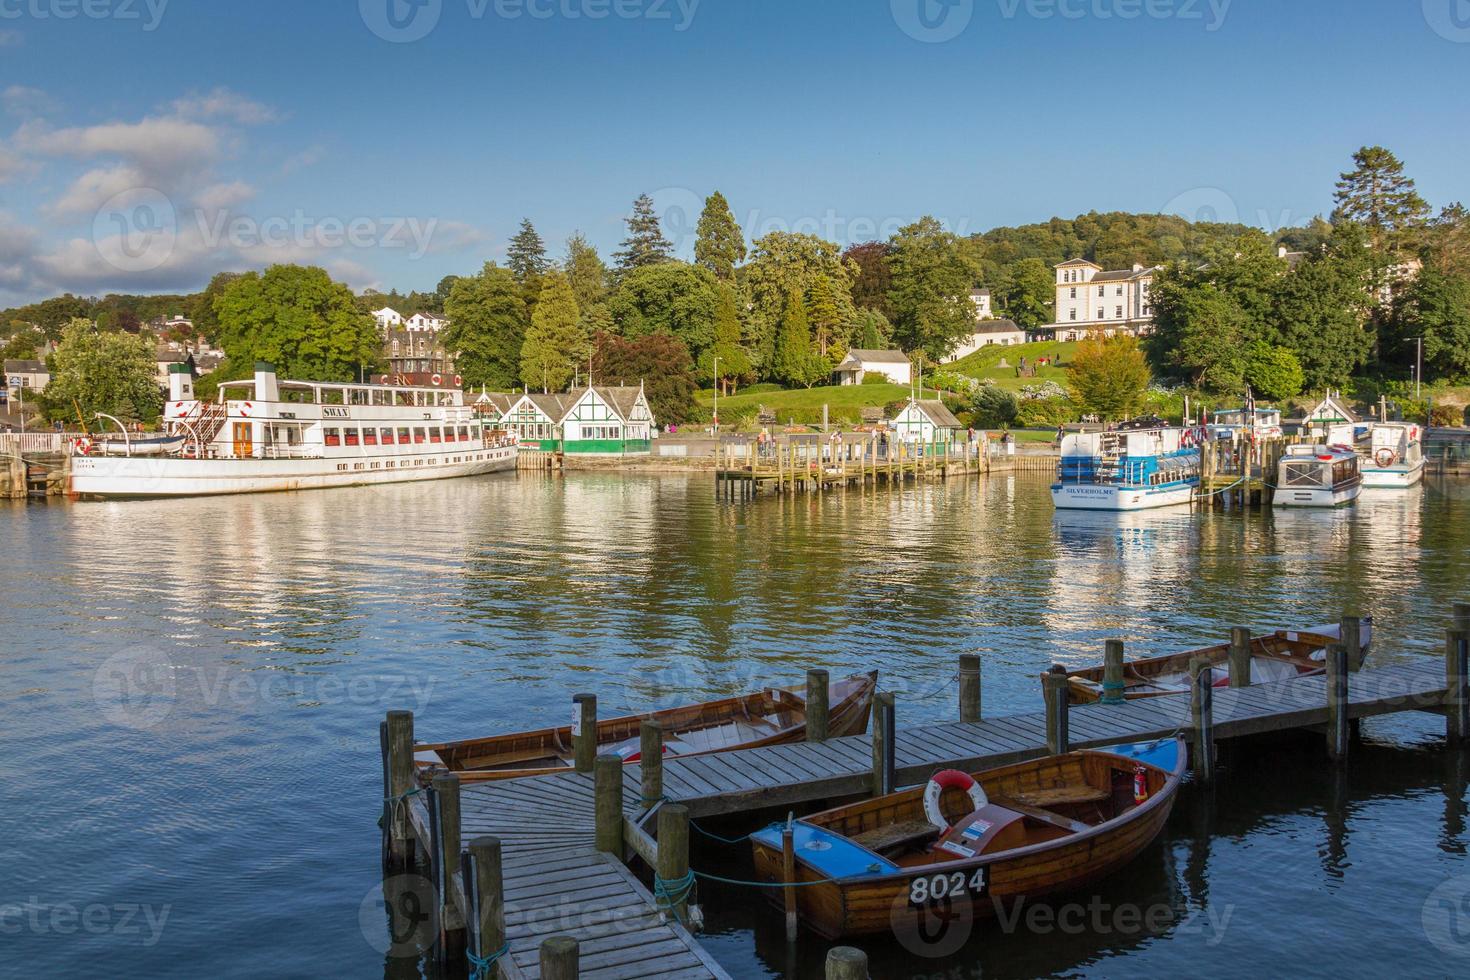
(749, 738, 1185, 939)
(1058, 620, 1373, 704)
(415, 670, 878, 784)
(1273, 443, 1362, 507)
(1359, 422, 1425, 488)
(1051, 423, 1202, 511)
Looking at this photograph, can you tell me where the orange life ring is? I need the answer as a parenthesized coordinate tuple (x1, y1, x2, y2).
(1374, 447, 1398, 468)
(453, 374, 463, 387)
(923, 769, 988, 834)
(431, 373, 443, 386)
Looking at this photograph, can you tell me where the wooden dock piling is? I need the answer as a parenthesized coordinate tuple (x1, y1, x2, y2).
(573, 693, 596, 774)
(656, 804, 691, 925)
(1448, 628, 1469, 742)
(826, 946, 869, 979)
(1101, 640, 1125, 705)
(1190, 657, 1214, 783)
(1228, 627, 1252, 688)
(806, 669, 829, 742)
(640, 720, 663, 806)
(1342, 614, 1364, 671)
(539, 936, 579, 980)
(1326, 643, 1350, 762)
(959, 654, 981, 723)
(1044, 665, 1069, 754)
(595, 753, 624, 854)
(781, 818, 798, 942)
(871, 692, 895, 796)
(465, 836, 505, 975)
(383, 709, 415, 869)
(430, 772, 465, 948)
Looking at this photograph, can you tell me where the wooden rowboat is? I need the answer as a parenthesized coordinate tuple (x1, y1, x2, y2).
(415, 670, 878, 785)
(750, 738, 1185, 939)
(1059, 620, 1374, 704)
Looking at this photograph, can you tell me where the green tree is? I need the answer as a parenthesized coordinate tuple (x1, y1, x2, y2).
(771, 286, 826, 388)
(42, 318, 162, 423)
(214, 265, 380, 382)
(694, 191, 745, 282)
(1147, 272, 1248, 392)
(564, 232, 609, 311)
(190, 272, 243, 342)
(1333, 145, 1431, 253)
(1272, 224, 1373, 389)
(995, 257, 1054, 330)
(853, 308, 892, 349)
(591, 331, 697, 424)
(743, 232, 856, 376)
(970, 384, 1019, 428)
(520, 270, 585, 392)
(842, 242, 894, 319)
(443, 263, 527, 390)
(1067, 335, 1151, 420)
(1394, 267, 1470, 383)
(607, 261, 723, 365)
(1242, 342, 1305, 402)
(507, 218, 549, 282)
(614, 193, 674, 274)
(887, 216, 977, 362)
(807, 274, 845, 366)
(434, 275, 462, 308)
(700, 284, 752, 392)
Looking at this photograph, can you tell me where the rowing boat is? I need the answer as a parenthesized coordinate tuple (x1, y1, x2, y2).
(749, 738, 1185, 938)
(1059, 620, 1373, 704)
(415, 670, 878, 784)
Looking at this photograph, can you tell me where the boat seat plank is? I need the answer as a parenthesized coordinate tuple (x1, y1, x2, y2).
(989, 794, 1093, 834)
(848, 818, 938, 853)
(1007, 785, 1109, 808)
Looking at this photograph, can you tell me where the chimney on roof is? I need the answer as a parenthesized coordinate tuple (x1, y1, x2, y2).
(1132, 263, 1143, 273)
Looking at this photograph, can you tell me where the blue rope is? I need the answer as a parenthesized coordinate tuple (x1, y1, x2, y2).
(654, 871, 697, 923)
(467, 942, 509, 980)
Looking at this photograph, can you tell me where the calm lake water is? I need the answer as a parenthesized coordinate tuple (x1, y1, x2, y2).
(3, 471, 1470, 978)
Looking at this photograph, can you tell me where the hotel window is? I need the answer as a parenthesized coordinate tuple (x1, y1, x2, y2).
(1097, 286, 1104, 296)
(324, 427, 341, 447)
(1068, 310, 1077, 321)
(1115, 306, 1123, 318)
(1116, 287, 1123, 296)
(1069, 288, 1076, 299)
(1097, 308, 1105, 319)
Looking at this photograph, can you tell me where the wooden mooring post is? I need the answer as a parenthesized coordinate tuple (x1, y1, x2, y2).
(1448, 628, 1469, 743)
(1189, 657, 1214, 783)
(382, 709, 415, 869)
(595, 753, 624, 855)
(806, 669, 829, 742)
(656, 804, 691, 924)
(826, 946, 869, 979)
(1326, 643, 1350, 762)
(959, 653, 981, 723)
(1228, 627, 1252, 687)
(573, 693, 597, 774)
(640, 720, 663, 806)
(781, 816, 798, 942)
(1101, 640, 1125, 705)
(430, 772, 466, 953)
(540, 936, 579, 980)
(464, 836, 506, 978)
(1044, 665, 1069, 755)
(871, 692, 895, 796)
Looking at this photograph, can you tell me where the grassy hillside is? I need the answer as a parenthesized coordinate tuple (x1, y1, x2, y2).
(944, 340, 1077, 385)
(696, 383, 920, 427)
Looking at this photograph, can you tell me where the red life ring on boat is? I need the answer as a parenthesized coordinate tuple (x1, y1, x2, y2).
(73, 437, 93, 456)
(453, 375, 463, 387)
(923, 769, 988, 834)
(431, 373, 443, 386)
(1374, 447, 1398, 468)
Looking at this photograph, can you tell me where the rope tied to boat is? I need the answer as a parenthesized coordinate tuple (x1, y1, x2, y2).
(466, 941, 509, 980)
(885, 670, 960, 702)
(688, 819, 782, 846)
(654, 870, 698, 923)
(378, 787, 422, 830)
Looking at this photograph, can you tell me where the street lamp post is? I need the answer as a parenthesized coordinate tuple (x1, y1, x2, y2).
(712, 355, 719, 436)
(1416, 336, 1423, 401)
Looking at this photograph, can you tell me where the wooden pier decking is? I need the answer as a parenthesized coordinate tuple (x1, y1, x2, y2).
(714, 437, 989, 499)
(381, 612, 1470, 978)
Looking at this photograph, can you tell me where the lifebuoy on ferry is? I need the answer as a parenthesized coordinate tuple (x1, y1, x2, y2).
(453, 375, 463, 387)
(923, 769, 988, 834)
(73, 437, 93, 456)
(431, 373, 443, 386)
(1375, 447, 1398, 468)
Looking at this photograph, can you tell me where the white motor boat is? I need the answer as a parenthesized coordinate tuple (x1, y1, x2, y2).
(1273, 444, 1362, 508)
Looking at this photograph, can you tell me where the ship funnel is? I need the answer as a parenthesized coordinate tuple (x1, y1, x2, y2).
(254, 361, 279, 402)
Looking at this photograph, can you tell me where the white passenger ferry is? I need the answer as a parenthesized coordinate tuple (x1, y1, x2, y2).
(1359, 422, 1425, 488)
(1273, 444, 1362, 508)
(69, 362, 516, 498)
(1051, 423, 1202, 511)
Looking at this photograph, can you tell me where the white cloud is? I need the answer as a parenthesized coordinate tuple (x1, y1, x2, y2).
(2, 85, 57, 118)
(279, 145, 326, 175)
(194, 181, 256, 212)
(47, 164, 152, 217)
(18, 116, 221, 183)
(169, 88, 278, 126)
(0, 142, 26, 183)
(421, 220, 487, 254)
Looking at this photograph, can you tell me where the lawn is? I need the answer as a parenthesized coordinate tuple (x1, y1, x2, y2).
(945, 340, 1077, 387)
(696, 383, 914, 427)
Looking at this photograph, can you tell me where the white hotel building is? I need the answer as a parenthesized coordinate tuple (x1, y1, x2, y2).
(1048, 259, 1160, 341)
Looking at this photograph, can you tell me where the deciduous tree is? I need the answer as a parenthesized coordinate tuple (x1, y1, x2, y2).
(443, 263, 527, 390)
(592, 331, 697, 423)
(42, 318, 161, 423)
(887, 216, 977, 363)
(607, 261, 723, 366)
(214, 265, 380, 383)
(1067, 335, 1151, 421)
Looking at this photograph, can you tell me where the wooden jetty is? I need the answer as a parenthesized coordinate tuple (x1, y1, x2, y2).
(379, 606, 1470, 977)
(1196, 431, 1287, 509)
(0, 432, 74, 498)
(713, 436, 988, 500)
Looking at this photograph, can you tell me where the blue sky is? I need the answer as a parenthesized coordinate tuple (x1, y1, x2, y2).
(0, 0, 1467, 304)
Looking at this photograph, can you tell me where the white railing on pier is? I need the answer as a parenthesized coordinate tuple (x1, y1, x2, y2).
(0, 432, 81, 456)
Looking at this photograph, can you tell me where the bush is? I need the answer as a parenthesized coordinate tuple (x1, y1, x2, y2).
(1016, 396, 1075, 428)
(860, 372, 891, 385)
(1430, 405, 1461, 427)
(970, 384, 1019, 428)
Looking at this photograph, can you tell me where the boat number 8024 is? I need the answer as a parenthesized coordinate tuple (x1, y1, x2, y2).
(907, 868, 986, 906)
